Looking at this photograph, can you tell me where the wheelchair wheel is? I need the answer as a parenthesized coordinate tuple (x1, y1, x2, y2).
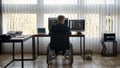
(46, 45, 54, 65)
(64, 44, 73, 65)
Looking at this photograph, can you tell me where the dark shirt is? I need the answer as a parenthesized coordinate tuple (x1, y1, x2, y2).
(50, 23, 71, 35)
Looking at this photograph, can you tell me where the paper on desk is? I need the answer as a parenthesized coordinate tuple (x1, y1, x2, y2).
(11, 35, 30, 39)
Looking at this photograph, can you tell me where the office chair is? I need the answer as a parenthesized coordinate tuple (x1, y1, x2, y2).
(46, 34, 73, 65)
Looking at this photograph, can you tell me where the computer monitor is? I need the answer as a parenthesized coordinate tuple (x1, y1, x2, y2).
(48, 18, 68, 30)
(69, 20, 85, 34)
(37, 28, 46, 34)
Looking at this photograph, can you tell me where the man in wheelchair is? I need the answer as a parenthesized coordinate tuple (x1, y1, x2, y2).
(47, 15, 73, 65)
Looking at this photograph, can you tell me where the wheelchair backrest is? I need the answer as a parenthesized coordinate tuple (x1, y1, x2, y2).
(50, 34, 69, 51)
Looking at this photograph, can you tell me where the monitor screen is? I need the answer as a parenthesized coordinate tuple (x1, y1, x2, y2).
(69, 20, 85, 31)
(37, 28, 46, 34)
(48, 18, 68, 30)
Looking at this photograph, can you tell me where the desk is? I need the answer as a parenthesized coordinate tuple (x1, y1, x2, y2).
(33, 34, 85, 60)
(0, 35, 36, 68)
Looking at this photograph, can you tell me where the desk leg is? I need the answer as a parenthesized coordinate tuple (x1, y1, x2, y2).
(101, 41, 106, 56)
(113, 41, 117, 56)
(32, 36, 35, 60)
(13, 42, 15, 60)
(80, 37, 82, 55)
(115, 41, 117, 56)
(21, 42, 24, 68)
(83, 36, 85, 60)
(113, 42, 115, 56)
(37, 37, 39, 55)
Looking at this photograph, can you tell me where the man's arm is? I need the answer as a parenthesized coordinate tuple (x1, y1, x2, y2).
(67, 27, 71, 35)
(49, 25, 55, 35)
(49, 26, 53, 35)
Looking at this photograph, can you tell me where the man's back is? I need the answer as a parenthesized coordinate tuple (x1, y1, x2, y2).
(50, 23, 71, 35)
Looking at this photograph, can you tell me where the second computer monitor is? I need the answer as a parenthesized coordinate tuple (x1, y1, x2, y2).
(69, 19, 85, 32)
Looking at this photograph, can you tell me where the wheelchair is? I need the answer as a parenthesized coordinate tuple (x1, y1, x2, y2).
(46, 34, 73, 65)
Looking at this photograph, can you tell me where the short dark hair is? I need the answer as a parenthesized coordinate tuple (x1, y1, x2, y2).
(58, 15, 65, 21)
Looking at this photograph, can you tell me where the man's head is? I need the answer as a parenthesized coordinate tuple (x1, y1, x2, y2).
(58, 15, 65, 24)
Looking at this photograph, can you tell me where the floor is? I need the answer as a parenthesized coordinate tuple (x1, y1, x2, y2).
(0, 54, 120, 68)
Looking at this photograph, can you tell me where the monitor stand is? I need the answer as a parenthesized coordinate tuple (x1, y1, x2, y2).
(77, 32, 82, 35)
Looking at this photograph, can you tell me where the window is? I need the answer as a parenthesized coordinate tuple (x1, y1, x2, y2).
(85, 14, 100, 37)
(85, 0, 104, 5)
(3, 0, 37, 4)
(106, 0, 115, 4)
(85, 0, 115, 5)
(106, 16, 114, 32)
(3, 13, 37, 35)
(44, 0, 77, 5)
